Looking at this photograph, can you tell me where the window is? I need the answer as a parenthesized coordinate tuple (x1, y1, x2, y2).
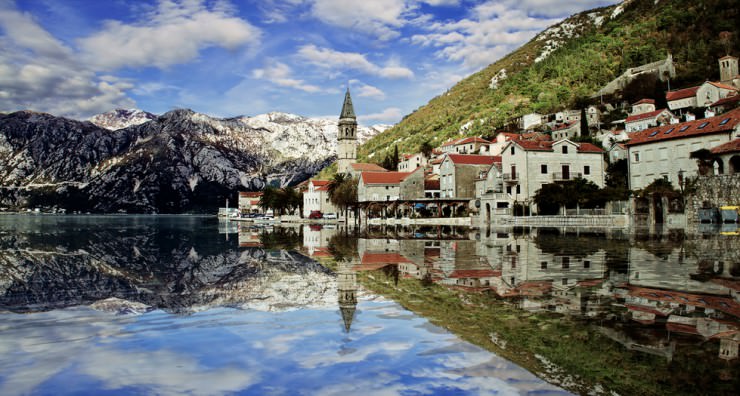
(583, 260, 590, 269)
(510, 146, 515, 155)
(562, 256, 570, 269)
(664, 127, 674, 135)
(541, 164, 548, 174)
(516, 185, 521, 194)
(679, 125, 690, 132)
(584, 165, 590, 175)
(516, 245, 520, 253)
(562, 278, 568, 286)
(719, 118, 730, 126)
(562, 145, 568, 154)
(648, 130, 659, 137)
(506, 186, 512, 194)
(541, 261, 547, 269)
(698, 122, 709, 129)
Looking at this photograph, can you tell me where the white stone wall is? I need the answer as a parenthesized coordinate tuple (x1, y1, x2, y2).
(502, 141, 605, 202)
(668, 97, 697, 111)
(627, 131, 734, 190)
(358, 182, 401, 202)
(440, 158, 456, 198)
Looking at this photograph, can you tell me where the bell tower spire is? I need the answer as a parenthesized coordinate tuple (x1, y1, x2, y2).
(337, 88, 358, 174)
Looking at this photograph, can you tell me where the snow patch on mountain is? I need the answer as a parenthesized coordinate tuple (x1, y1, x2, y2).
(89, 109, 157, 130)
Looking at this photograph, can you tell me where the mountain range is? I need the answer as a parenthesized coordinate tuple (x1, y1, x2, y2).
(0, 109, 387, 213)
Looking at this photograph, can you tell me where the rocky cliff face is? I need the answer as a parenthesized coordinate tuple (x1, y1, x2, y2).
(0, 108, 382, 212)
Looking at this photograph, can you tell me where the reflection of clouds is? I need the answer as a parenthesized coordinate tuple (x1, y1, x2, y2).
(78, 348, 258, 396)
(252, 330, 319, 355)
(298, 341, 414, 369)
(0, 298, 569, 395)
(0, 308, 260, 396)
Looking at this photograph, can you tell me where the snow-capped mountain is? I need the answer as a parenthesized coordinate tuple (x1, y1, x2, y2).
(88, 109, 157, 130)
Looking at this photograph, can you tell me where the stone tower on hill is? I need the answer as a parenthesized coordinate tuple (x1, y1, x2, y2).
(337, 88, 358, 174)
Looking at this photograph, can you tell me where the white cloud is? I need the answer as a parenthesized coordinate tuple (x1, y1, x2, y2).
(309, 0, 409, 41)
(298, 45, 414, 79)
(358, 107, 403, 123)
(409, 2, 562, 70)
(499, 0, 618, 18)
(421, 0, 460, 5)
(253, 61, 323, 93)
(0, 7, 134, 117)
(350, 80, 386, 100)
(78, 0, 261, 70)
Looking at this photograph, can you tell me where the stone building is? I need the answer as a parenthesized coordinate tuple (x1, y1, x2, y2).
(439, 154, 500, 199)
(357, 171, 412, 202)
(500, 139, 605, 210)
(302, 180, 338, 217)
(625, 107, 740, 190)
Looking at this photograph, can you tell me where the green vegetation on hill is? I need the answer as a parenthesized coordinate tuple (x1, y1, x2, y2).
(360, 0, 739, 161)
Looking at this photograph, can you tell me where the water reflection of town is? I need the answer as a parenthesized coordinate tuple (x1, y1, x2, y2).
(263, 223, 740, 363)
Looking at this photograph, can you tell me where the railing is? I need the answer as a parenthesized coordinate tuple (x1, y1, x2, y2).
(502, 173, 518, 182)
(552, 172, 582, 181)
(565, 208, 605, 216)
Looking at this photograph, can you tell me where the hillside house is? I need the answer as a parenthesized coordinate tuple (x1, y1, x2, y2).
(696, 81, 738, 108)
(550, 121, 580, 140)
(302, 180, 338, 217)
(357, 171, 412, 202)
(500, 139, 606, 209)
(439, 154, 501, 199)
(624, 108, 675, 133)
(625, 107, 740, 190)
(709, 94, 740, 115)
(607, 142, 627, 163)
(666, 86, 700, 112)
(453, 137, 492, 155)
(517, 113, 545, 130)
(556, 109, 581, 123)
(398, 153, 427, 172)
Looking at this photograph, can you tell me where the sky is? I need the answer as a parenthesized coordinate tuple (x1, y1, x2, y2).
(0, 0, 618, 124)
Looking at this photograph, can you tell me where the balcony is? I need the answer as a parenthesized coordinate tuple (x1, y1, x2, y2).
(552, 172, 582, 181)
(502, 173, 518, 183)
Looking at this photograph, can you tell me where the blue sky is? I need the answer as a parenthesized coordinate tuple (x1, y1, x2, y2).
(0, 0, 617, 123)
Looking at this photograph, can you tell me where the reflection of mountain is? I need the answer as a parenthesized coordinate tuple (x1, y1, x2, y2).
(0, 217, 334, 313)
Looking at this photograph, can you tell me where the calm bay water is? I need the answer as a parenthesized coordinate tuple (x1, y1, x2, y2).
(0, 215, 570, 396)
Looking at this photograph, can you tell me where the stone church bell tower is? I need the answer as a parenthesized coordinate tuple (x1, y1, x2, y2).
(337, 88, 358, 174)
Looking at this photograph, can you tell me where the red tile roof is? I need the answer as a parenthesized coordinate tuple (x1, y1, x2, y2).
(350, 163, 388, 172)
(315, 186, 330, 191)
(707, 81, 738, 91)
(552, 121, 577, 131)
(577, 143, 604, 153)
(440, 138, 463, 147)
(710, 94, 740, 107)
(710, 138, 740, 154)
(666, 86, 699, 101)
(510, 140, 604, 153)
(239, 191, 263, 198)
(311, 180, 330, 187)
(360, 171, 412, 185)
(447, 154, 501, 165)
(625, 108, 740, 147)
(625, 108, 671, 123)
(720, 55, 738, 61)
(455, 137, 491, 145)
(633, 98, 655, 105)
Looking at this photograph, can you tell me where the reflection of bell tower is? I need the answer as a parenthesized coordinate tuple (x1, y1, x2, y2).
(337, 88, 358, 175)
(337, 259, 357, 332)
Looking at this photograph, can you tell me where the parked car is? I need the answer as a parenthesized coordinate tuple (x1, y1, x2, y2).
(324, 213, 337, 219)
(308, 210, 323, 219)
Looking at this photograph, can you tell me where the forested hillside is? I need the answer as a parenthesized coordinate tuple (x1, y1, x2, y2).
(360, 0, 739, 161)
